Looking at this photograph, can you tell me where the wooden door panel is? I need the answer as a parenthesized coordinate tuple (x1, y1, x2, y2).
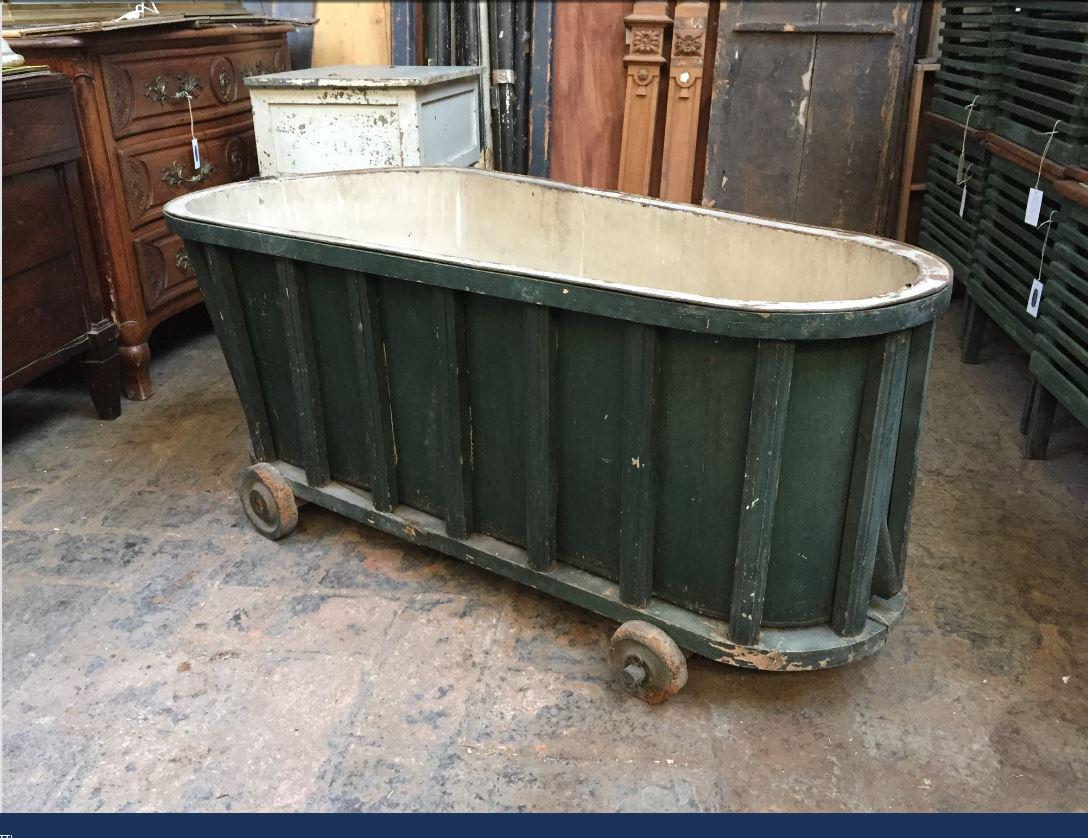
(702, 1, 917, 234)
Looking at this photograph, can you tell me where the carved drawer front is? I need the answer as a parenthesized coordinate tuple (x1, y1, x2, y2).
(133, 223, 200, 315)
(102, 39, 289, 139)
(118, 123, 257, 228)
(212, 41, 291, 104)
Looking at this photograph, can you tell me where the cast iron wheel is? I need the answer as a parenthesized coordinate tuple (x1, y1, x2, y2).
(610, 620, 688, 704)
(237, 462, 298, 540)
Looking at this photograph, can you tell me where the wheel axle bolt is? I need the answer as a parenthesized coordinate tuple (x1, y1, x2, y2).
(621, 662, 647, 691)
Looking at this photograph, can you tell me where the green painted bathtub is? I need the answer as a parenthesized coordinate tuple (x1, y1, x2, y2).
(165, 168, 951, 700)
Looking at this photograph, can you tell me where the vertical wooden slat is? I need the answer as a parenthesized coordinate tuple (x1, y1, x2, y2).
(277, 257, 331, 486)
(345, 272, 398, 511)
(524, 304, 557, 571)
(527, 0, 556, 178)
(728, 340, 795, 645)
(197, 243, 275, 462)
(434, 288, 473, 538)
(619, 323, 657, 607)
(832, 331, 911, 637)
(878, 320, 936, 597)
(617, 1, 671, 195)
(391, 0, 419, 65)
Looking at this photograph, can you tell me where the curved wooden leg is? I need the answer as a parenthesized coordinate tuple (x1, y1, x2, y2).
(81, 336, 122, 419)
(120, 341, 153, 400)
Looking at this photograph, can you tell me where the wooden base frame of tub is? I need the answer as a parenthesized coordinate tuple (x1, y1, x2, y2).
(262, 459, 907, 675)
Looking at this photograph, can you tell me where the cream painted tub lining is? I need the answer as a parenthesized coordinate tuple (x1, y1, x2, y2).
(167, 168, 951, 313)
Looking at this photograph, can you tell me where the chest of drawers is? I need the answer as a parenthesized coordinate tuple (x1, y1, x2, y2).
(2, 70, 121, 418)
(14, 23, 292, 399)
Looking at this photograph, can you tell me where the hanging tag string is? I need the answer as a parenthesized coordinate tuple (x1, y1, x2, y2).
(184, 92, 201, 169)
(957, 95, 979, 185)
(1034, 119, 1062, 189)
(1037, 211, 1056, 279)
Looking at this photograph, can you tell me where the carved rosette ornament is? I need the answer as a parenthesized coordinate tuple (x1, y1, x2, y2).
(211, 56, 236, 103)
(122, 158, 153, 217)
(104, 65, 135, 132)
(225, 136, 248, 179)
(617, 1, 672, 196)
(659, 1, 710, 203)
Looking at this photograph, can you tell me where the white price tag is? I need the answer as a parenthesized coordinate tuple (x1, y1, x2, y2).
(959, 182, 968, 218)
(1026, 278, 1044, 318)
(1025, 187, 1043, 226)
(191, 136, 201, 169)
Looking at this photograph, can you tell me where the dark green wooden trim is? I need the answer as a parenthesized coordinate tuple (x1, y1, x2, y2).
(524, 304, 557, 571)
(881, 320, 937, 596)
(345, 272, 398, 511)
(434, 287, 474, 538)
(1022, 373, 1057, 460)
(276, 258, 331, 486)
(166, 217, 952, 343)
(619, 323, 658, 607)
(195, 243, 275, 462)
(960, 292, 988, 364)
(271, 460, 903, 671)
(832, 331, 911, 637)
(728, 340, 795, 645)
(871, 519, 899, 598)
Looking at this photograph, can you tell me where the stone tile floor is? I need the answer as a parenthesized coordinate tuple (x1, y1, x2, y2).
(3, 300, 1087, 811)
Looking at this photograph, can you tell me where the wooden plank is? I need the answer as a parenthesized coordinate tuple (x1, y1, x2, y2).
(434, 287, 473, 538)
(345, 272, 398, 511)
(524, 304, 557, 571)
(832, 330, 910, 637)
(617, 1, 671, 195)
(527, 0, 556, 178)
(312, 1, 391, 65)
(197, 243, 275, 462)
(550, 1, 632, 190)
(728, 339, 794, 645)
(659, 1, 710, 203)
(277, 257, 330, 486)
(391, 0, 419, 65)
(702, 1, 820, 219)
(702, 1, 918, 235)
(619, 322, 657, 606)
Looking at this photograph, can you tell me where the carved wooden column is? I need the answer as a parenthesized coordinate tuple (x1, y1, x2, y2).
(659, 1, 709, 203)
(617, 1, 671, 196)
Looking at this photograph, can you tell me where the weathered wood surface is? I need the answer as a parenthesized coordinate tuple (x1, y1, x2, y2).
(701, 0, 918, 234)
(550, 1, 632, 190)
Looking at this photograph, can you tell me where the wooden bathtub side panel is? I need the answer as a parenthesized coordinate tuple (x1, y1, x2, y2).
(377, 277, 446, 519)
(762, 337, 870, 626)
(231, 249, 305, 467)
(464, 295, 529, 547)
(303, 262, 373, 491)
(651, 331, 757, 619)
(554, 310, 627, 581)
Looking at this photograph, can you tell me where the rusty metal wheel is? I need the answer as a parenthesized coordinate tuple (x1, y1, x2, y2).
(610, 620, 688, 704)
(238, 462, 298, 540)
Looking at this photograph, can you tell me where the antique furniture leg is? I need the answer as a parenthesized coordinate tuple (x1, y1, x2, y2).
(960, 294, 987, 364)
(120, 341, 153, 400)
(81, 323, 122, 419)
(1022, 380, 1057, 460)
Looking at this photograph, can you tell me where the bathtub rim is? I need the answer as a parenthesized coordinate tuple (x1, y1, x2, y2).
(164, 166, 953, 316)
(169, 215, 952, 341)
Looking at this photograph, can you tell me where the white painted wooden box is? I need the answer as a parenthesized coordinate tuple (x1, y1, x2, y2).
(245, 65, 484, 176)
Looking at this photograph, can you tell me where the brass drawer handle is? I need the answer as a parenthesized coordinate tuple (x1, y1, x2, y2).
(162, 160, 216, 187)
(175, 249, 193, 272)
(146, 73, 202, 103)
